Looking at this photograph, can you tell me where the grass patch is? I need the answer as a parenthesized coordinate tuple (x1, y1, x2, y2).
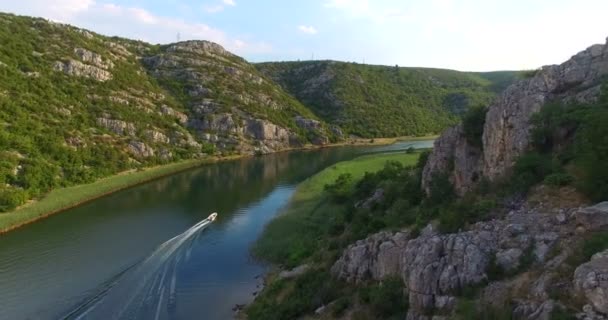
(0, 158, 228, 233)
(253, 152, 420, 268)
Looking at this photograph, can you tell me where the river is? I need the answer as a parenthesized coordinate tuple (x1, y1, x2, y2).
(0, 140, 433, 320)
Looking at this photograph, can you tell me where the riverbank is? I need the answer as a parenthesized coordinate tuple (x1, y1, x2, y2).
(0, 136, 433, 235)
(247, 151, 421, 319)
(252, 151, 421, 267)
(0, 156, 242, 234)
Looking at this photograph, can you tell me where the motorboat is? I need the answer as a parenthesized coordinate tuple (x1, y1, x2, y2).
(207, 212, 218, 222)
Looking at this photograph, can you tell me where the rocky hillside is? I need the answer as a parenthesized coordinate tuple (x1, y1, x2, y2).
(248, 38, 608, 320)
(257, 61, 518, 137)
(0, 13, 331, 211)
(422, 37, 608, 196)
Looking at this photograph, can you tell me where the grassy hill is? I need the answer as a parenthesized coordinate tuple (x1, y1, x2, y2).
(0, 13, 330, 211)
(257, 61, 519, 137)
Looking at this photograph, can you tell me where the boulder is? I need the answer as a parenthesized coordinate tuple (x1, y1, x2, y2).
(576, 202, 608, 231)
(127, 141, 155, 158)
(574, 249, 608, 315)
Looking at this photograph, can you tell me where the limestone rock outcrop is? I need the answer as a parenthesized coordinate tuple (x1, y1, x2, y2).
(54, 60, 112, 81)
(96, 118, 135, 136)
(332, 203, 586, 319)
(422, 37, 608, 195)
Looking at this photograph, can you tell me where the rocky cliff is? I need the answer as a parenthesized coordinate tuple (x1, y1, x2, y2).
(422, 38, 608, 195)
(332, 201, 608, 319)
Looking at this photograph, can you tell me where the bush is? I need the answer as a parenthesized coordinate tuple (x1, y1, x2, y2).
(246, 270, 339, 320)
(428, 172, 455, 205)
(325, 173, 354, 203)
(416, 150, 431, 169)
(510, 152, 554, 192)
(544, 173, 574, 187)
(576, 109, 608, 201)
(0, 187, 28, 212)
(359, 277, 408, 319)
(462, 106, 487, 148)
(330, 296, 351, 317)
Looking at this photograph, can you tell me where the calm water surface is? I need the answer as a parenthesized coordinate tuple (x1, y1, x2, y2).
(0, 140, 433, 320)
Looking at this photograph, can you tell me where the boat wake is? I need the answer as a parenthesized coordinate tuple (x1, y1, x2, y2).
(62, 213, 218, 320)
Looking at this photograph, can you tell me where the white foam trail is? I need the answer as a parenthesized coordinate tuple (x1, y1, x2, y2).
(63, 217, 215, 320)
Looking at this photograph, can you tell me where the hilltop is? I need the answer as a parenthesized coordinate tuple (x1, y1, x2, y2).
(257, 61, 518, 137)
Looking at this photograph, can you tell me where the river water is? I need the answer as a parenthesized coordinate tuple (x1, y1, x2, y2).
(0, 140, 433, 320)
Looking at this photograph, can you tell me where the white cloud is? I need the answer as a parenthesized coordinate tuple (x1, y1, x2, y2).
(0, 1, 269, 56)
(298, 25, 318, 35)
(203, 5, 225, 13)
(203, 0, 236, 14)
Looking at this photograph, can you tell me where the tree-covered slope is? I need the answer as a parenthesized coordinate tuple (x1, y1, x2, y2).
(0, 13, 330, 211)
(257, 61, 518, 137)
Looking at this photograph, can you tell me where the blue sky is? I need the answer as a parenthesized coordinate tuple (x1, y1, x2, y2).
(2, 0, 608, 71)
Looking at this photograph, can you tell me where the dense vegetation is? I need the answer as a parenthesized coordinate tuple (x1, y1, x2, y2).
(249, 152, 420, 319)
(0, 13, 195, 211)
(505, 87, 608, 201)
(249, 149, 505, 319)
(257, 61, 517, 137)
(0, 13, 328, 213)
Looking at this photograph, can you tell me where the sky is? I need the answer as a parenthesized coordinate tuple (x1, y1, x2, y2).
(1, 0, 608, 71)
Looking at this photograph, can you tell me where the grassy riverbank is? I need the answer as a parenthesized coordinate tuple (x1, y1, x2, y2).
(0, 156, 242, 234)
(0, 135, 433, 235)
(253, 152, 421, 267)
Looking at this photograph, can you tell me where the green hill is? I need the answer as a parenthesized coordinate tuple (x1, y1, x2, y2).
(257, 61, 518, 137)
(0, 13, 330, 211)
(0, 12, 518, 212)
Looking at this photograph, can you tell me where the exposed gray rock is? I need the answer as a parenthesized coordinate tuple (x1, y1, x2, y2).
(355, 188, 384, 209)
(333, 203, 585, 318)
(331, 231, 411, 283)
(295, 116, 323, 131)
(576, 202, 608, 231)
(421, 126, 482, 195)
(278, 264, 310, 280)
(496, 248, 523, 271)
(577, 304, 608, 320)
(574, 249, 608, 315)
(54, 60, 112, 81)
(144, 129, 169, 144)
(159, 105, 188, 125)
(96, 118, 135, 136)
(73, 48, 114, 69)
(127, 141, 155, 158)
(423, 38, 608, 194)
(512, 299, 555, 320)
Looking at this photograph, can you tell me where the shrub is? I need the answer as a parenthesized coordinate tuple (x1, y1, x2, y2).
(544, 173, 574, 187)
(510, 152, 554, 192)
(0, 187, 28, 212)
(325, 173, 354, 203)
(462, 106, 487, 148)
(576, 109, 608, 201)
(330, 296, 351, 317)
(427, 172, 455, 205)
(359, 277, 408, 319)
